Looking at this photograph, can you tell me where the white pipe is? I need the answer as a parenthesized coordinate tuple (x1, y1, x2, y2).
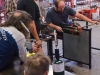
(54, 30, 58, 48)
(20, 21, 30, 39)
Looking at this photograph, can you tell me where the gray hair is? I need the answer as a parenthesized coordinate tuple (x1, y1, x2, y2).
(0, 10, 32, 37)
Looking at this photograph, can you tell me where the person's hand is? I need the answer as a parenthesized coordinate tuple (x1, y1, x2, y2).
(32, 43, 38, 53)
(91, 21, 99, 25)
(55, 26, 63, 32)
(40, 15, 44, 20)
(36, 40, 42, 48)
(32, 43, 43, 53)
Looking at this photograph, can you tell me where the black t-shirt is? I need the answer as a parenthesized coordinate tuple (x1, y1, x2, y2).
(46, 6, 76, 26)
(17, 0, 41, 31)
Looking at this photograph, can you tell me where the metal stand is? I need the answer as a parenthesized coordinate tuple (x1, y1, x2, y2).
(47, 37, 53, 61)
(86, 21, 100, 51)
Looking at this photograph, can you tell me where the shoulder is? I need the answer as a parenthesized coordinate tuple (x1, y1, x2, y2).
(48, 7, 55, 13)
(64, 6, 75, 12)
(47, 7, 56, 16)
(64, 6, 71, 10)
(1, 26, 25, 41)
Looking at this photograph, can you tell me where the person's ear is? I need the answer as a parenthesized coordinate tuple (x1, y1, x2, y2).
(24, 70, 26, 75)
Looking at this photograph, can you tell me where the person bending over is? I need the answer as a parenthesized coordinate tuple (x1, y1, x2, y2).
(0, 10, 43, 70)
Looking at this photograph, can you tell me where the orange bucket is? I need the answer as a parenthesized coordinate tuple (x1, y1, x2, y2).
(91, 9, 96, 13)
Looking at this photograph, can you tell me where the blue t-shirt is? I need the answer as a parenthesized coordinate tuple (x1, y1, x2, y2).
(46, 6, 76, 26)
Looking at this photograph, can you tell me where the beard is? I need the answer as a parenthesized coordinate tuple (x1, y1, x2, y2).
(57, 10, 63, 13)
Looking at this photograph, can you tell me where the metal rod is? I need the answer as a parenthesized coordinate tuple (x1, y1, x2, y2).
(20, 21, 30, 40)
(54, 30, 58, 49)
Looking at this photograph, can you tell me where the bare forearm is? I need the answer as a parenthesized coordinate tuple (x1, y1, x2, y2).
(29, 21, 40, 41)
(46, 23, 63, 32)
(47, 23, 57, 29)
(75, 12, 92, 23)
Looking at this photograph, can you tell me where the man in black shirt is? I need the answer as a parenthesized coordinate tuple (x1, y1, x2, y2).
(17, 0, 42, 48)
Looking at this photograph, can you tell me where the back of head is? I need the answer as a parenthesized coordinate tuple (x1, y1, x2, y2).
(54, 0, 64, 8)
(24, 52, 51, 75)
(0, 10, 32, 37)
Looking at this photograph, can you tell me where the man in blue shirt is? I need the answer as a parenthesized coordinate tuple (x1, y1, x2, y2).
(46, 0, 99, 36)
(46, 0, 99, 67)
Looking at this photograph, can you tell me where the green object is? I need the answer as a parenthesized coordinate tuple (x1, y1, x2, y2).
(53, 60, 65, 75)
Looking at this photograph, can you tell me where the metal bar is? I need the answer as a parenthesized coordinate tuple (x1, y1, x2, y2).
(91, 47, 100, 50)
(89, 28, 92, 69)
(47, 38, 53, 61)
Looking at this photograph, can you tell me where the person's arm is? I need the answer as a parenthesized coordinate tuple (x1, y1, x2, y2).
(29, 21, 42, 48)
(67, 6, 99, 25)
(25, 0, 42, 47)
(75, 12, 99, 25)
(17, 38, 26, 62)
(46, 23, 63, 32)
(29, 21, 43, 53)
(46, 9, 63, 32)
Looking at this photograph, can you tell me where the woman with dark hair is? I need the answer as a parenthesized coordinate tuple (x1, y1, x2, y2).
(0, 10, 42, 70)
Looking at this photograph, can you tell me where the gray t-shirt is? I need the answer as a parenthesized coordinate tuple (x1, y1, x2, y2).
(46, 6, 76, 26)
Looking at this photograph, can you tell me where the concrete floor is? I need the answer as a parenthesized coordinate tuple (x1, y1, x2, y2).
(0, 21, 100, 75)
(1, 3, 100, 75)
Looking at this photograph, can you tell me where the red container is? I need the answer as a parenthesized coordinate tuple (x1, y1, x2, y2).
(83, 9, 92, 19)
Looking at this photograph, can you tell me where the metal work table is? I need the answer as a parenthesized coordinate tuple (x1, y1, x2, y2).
(40, 23, 53, 61)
